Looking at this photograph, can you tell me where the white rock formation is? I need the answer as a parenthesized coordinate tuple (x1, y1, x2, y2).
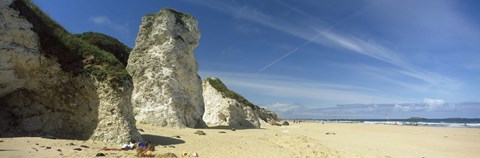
(127, 8, 206, 128)
(0, 0, 141, 143)
(202, 78, 263, 128)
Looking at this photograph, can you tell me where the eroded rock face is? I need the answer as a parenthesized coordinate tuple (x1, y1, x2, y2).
(256, 107, 280, 124)
(0, 0, 141, 143)
(127, 8, 206, 128)
(202, 78, 261, 128)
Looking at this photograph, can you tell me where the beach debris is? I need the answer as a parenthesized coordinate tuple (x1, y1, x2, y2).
(80, 145, 90, 148)
(121, 142, 135, 150)
(46, 146, 51, 149)
(138, 129, 145, 132)
(194, 130, 206, 135)
(219, 131, 226, 133)
(173, 135, 181, 138)
(325, 132, 336, 135)
(96, 153, 106, 157)
(32, 148, 38, 151)
(282, 121, 290, 126)
(191, 152, 199, 157)
(74, 148, 82, 151)
(231, 128, 236, 131)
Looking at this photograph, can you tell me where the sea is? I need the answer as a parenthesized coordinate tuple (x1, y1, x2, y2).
(309, 118, 480, 128)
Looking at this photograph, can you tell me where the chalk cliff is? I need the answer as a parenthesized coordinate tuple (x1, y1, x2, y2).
(0, 0, 141, 143)
(127, 8, 206, 128)
(202, 78, 279, 128)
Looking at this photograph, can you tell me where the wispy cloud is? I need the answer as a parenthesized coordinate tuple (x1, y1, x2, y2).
(90, 16, 129, 34)
(192, 0, 460, 90)
(200, 71, 404, 105)
(264, 100, 479, 119)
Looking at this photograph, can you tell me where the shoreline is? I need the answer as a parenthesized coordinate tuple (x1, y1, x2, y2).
(284, 119, 480, 128)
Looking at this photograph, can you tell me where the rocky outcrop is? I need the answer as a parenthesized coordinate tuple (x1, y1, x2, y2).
(201, 78, 256, 128)
(76, 32, 131, 67)
(127, 8, 206, 128)
(0, 0, 141, 143)
(256, 107, 279, 124)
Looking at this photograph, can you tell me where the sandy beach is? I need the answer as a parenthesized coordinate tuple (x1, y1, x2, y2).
(1, 122, 479, 158)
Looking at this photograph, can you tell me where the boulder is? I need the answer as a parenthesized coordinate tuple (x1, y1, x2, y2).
(127, 8, 206, 128)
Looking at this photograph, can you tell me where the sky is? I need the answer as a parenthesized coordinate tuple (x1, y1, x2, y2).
(31, 0, 480, 119)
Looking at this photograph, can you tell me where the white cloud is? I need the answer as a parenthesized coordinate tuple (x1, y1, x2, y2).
(90, 16, 129, 34)
(91, 16, 111, 25)
(200, 71, 404, 105)
(423, 98, 445, 106)
(261, 103, 301, 113)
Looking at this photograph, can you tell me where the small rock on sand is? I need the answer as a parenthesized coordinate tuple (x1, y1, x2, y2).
(194, 130, 206, 135)
(325, 132, 336, 135)
(32, 148, 38, 151)
(172, 135, 181, 138)
(46, 147, 51, 149)
(73, 148, 82, 151)
(231, 128, 236, 131)
(80, 145, 90, 148)
(219, 131, 226, 133)
(270, 121, 281, 126)
(57, 149, 62, 152)
(282, 121, 290, 126)
(96, 153, 106, 157)
(138, 129, 145, 132)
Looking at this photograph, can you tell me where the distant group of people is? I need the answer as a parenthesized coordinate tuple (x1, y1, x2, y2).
(292, 120, 304, 124)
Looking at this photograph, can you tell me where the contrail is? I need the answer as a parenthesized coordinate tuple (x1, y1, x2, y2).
(257, 34, 322, 73)
(257, 0, 379, 73)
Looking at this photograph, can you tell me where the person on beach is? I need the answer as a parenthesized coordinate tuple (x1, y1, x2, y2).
(137, 141, 155, 157)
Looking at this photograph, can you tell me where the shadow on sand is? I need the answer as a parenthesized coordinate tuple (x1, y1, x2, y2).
(141, 134, 185, 145)
(207, 125, 264, 130)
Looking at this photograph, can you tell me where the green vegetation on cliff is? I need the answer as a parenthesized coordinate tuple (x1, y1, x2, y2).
(75, 32, 131, 67)
(205, 78, 257, 110)
(12, 0, 130, 88)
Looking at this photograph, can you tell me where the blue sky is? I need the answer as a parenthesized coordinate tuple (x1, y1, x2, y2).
(31, 0, 480, 119)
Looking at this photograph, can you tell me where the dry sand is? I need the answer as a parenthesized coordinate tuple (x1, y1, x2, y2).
(1, 122, 479, 158)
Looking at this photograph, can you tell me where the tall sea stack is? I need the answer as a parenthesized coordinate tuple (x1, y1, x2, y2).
(127, 8, 206, 128)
